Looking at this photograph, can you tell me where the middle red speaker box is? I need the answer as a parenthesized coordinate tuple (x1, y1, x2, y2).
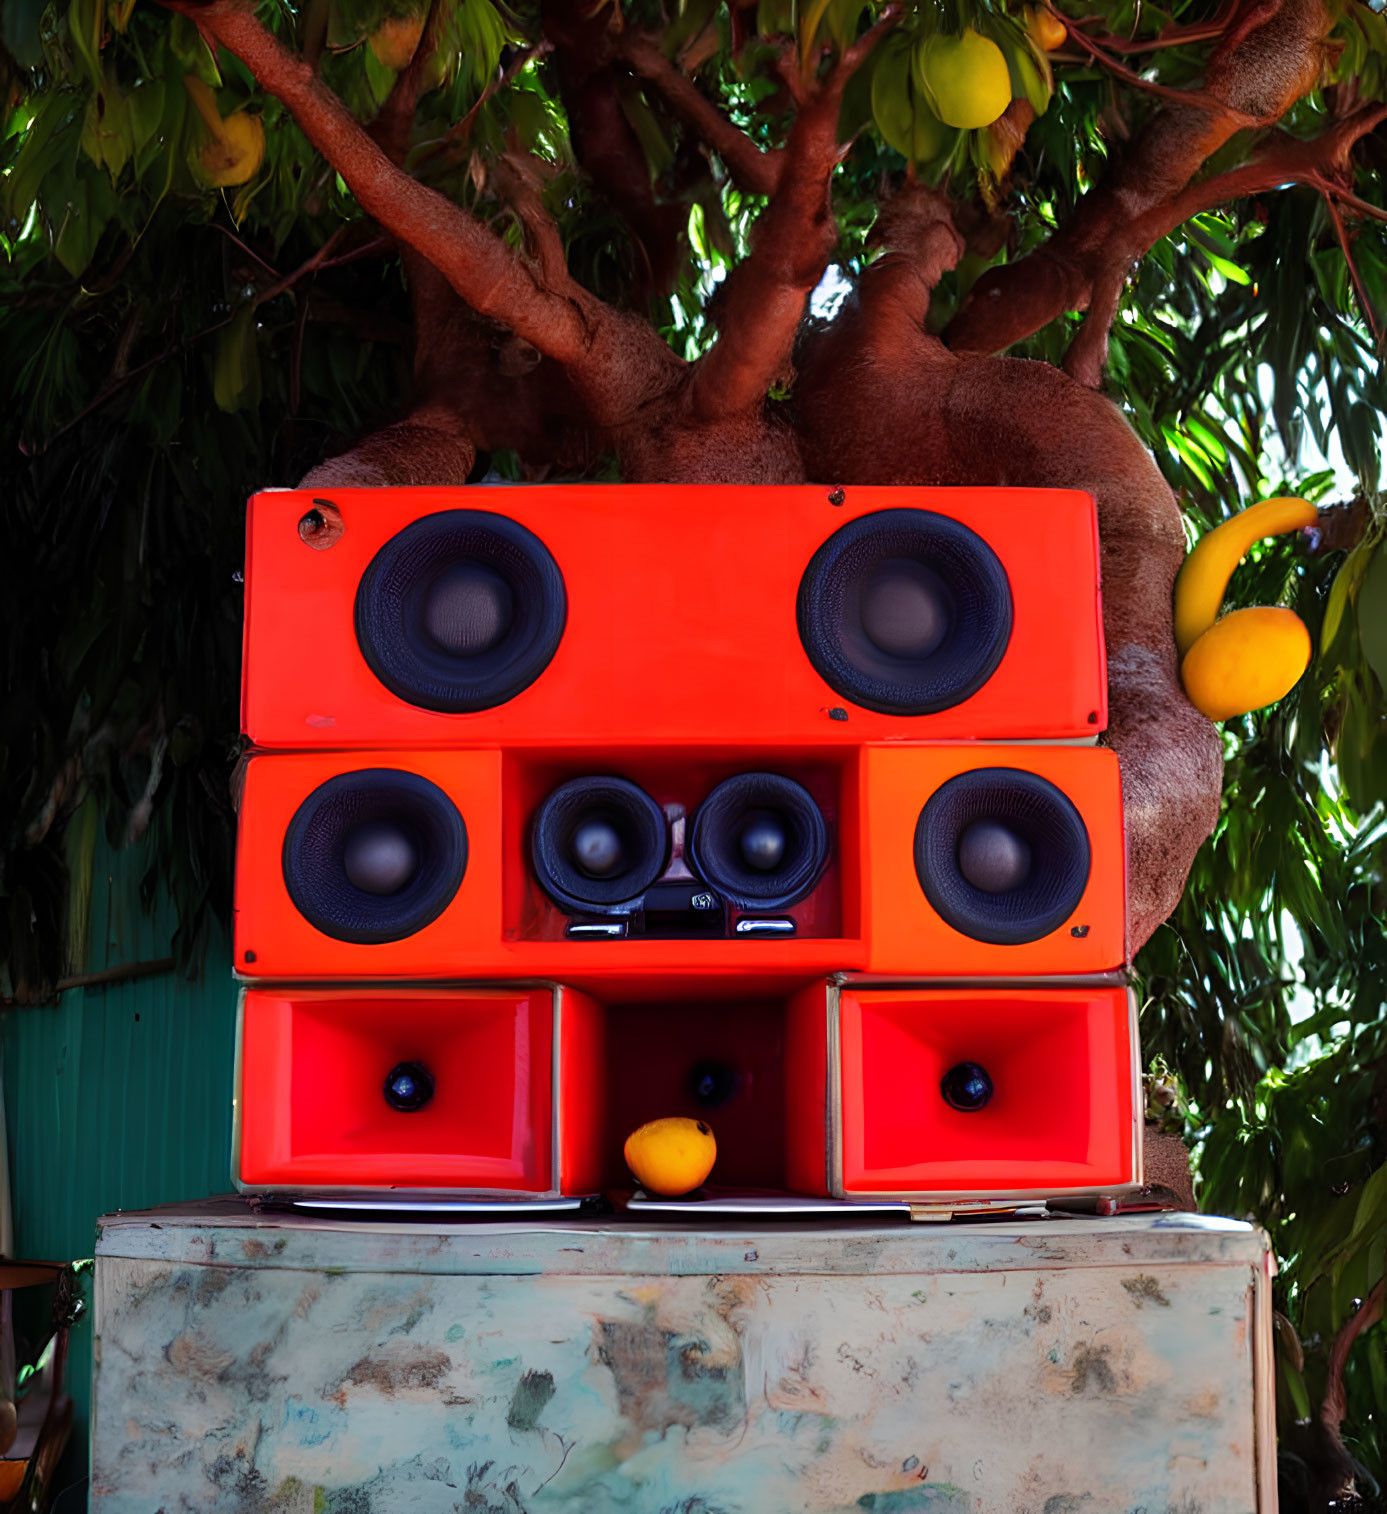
(241, 484, 1106, 747)
(233, 744, 1124, 980)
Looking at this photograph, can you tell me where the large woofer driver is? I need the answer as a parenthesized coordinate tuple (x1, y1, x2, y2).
(797, 509, 1013, 715)
(913, 769, 1090, 945)
(687, 772, 830, 911)
(355, 510, 566, 713)
(283, 770, 468, 944)
(531, 776, 669, 913)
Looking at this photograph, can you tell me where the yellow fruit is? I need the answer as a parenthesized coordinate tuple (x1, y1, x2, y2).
(1173, 496, 1318, 656)
(624, 1116, 717, 1197)
(368, 13, 426, 71)
(1180, 606, 1311, 721)
(1025, 6, 1067, 51)
(198, 111, 265, 187)
(185, 77, 265, 188)
(915, 29, 1012, 130)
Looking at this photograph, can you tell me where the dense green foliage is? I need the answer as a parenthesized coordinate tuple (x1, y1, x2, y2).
(2, 0, 1385, 1499)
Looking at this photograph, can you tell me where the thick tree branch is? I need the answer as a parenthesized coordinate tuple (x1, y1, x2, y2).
(1110, 102, 1387, 272)
(541, 0, 691, 301)
(945, 0, 1333, 355)
(687, 9, 900, 420)
(1319, 1273, 1386, 1491)
(177, 0, 681, 426)
(1056, 13, 1280, 127)
(616, 32, 783, 197)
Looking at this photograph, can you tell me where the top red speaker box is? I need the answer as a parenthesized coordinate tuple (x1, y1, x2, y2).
(241, 485, 1106, 748)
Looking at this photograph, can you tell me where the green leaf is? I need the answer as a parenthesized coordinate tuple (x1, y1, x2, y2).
(168, 13, 222, 86)
(1356, 541, 1387, 699)
(211, 306, 262, 413)
(2, 0, 48, 66)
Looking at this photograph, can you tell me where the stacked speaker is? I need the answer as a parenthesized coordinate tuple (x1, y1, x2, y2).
(233, 485, 1140, 1208)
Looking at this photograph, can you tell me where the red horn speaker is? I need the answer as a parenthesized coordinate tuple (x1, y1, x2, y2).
(235, 987, 576, 1198)
(833, 984, 1140, 1201)
(241, 485, 1106, 748)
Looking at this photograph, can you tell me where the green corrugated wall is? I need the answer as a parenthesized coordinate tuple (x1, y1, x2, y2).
(1, 836, 237, 1499)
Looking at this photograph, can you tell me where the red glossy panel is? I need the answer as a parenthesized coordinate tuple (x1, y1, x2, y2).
(238, 989, 554, 1191)
(838, 987, 1137, 1194)
(557, 987, 606, 1195)
(236, 746, 867, 982)
(242, 485, 1106, 748)
(862, 744, 1127, 975)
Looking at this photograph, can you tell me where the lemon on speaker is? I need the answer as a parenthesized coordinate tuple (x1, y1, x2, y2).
(624, 1116, 717, 1197)
(1180, 607, 1312, 721)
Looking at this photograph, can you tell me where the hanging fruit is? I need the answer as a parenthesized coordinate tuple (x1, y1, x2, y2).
(914, 28, 1012, 130)
(1173, 497, 1318, 721)
(184, 76, 264, 188)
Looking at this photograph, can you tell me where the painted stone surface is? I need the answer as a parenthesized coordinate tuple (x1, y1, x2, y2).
(90, 1207, 1270, 1513)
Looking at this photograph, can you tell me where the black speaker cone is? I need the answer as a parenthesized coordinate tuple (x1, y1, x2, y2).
(687, 773, 829, 912)
(282, 769, 467, 944)
(797, 509, 1013, 715)
(355, 510, 566, 713)
(956, 820, 1032, 895)
(913, 769, 1090, 945)
(384, 1061, 435, 1112)
(342, 820, 419, 896)
(531, 776, 668, 912)
(941, 1061, 993, 1112)
(422, 561, 514, 657)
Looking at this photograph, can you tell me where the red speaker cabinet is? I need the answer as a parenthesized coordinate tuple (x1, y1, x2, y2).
(233, 983, 826, 1201)
(861, 744, 1126, 976)
(234, 743, 1125, 982)
(235, 985, 606, 1200)
(832, 983, 1141, 1201)
(241, 485, 1106, 748)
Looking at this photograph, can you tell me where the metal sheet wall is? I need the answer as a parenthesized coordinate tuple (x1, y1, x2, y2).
(1, 835, 237, 1490)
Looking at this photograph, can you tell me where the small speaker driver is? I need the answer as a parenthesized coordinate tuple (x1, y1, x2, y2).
(687, 772, 829, 912)
(530, 776, 669, 912)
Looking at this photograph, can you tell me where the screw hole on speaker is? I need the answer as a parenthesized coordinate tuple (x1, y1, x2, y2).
(299, 499, 345, 550)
